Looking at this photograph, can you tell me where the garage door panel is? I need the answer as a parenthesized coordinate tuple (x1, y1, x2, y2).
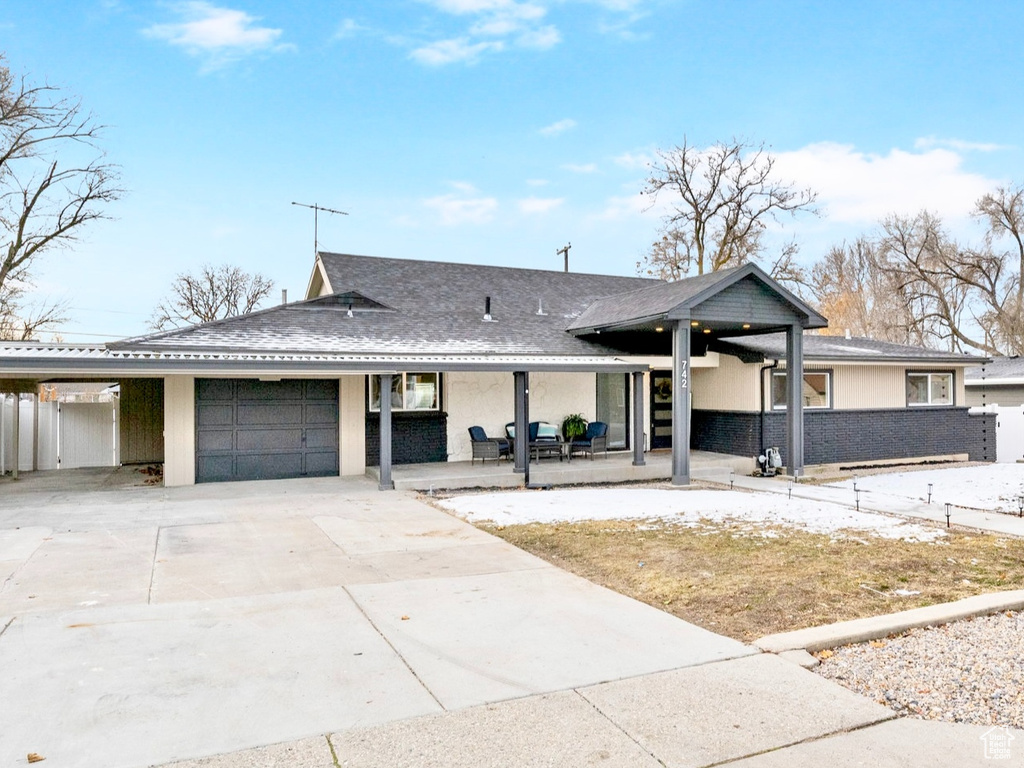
(236, 403, 303, 426)
(305, 451, 340, 476)
(197, 404, 234, 427)
(235, 380, 303, 400)
(236, 428, 303, 452)
(197, 429, 234, 452)
(305, 403, 339, 425)
(304, 427, 338, 449)
(197, 455, 234, 482)
(236, 453, 303, 479)
(196, 379, 339, 483)
(305, 379, 339, 400)
(197, 379, 234, 400)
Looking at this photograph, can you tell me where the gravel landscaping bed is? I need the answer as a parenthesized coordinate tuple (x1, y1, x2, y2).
(815, 611, 1024, 728)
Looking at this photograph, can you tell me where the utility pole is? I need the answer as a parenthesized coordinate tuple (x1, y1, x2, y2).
(291, 202, 348, 255)
(557, 242, 571, 272)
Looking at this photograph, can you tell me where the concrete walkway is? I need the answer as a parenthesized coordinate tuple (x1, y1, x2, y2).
(1, 472, 1020, 767)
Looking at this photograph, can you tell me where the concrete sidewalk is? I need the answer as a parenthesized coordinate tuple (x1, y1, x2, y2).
(2, 473, 1020, 768)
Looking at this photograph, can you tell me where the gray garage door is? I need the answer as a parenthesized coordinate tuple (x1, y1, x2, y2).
(196, 379, 339, 483)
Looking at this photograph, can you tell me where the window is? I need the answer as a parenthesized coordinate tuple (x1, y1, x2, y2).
(907, 372, 953, 406)
(369, 373, 439, 412)
(771, 371, 831, 409)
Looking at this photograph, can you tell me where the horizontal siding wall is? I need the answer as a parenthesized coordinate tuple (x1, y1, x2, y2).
(771, 364, 968, 410)
(967, 383, 1024, 408)
(444, 371, 596, 463)
(692, 353, 760, 411)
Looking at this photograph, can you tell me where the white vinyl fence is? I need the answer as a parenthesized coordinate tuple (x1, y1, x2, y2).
(1, 395, 119, 473)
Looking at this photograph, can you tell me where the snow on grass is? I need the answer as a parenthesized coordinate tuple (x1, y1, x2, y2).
(440, 488, 946, 541)
(825, 464, 1024, 512)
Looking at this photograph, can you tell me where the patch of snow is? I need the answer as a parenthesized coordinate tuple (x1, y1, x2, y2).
(827, 464, 1024, 513)
(440, 488, 945, 541)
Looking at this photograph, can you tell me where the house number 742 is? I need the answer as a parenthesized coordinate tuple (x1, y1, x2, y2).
(679, 362, 688, 391)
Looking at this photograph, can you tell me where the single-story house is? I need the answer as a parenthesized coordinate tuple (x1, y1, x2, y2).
(966, 357, 1024, 407)
(0, 252, 992, 487)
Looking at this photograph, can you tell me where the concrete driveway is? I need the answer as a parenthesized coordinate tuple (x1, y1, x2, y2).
(2, 471, 1014, 768)
(0, 472, 755, 767)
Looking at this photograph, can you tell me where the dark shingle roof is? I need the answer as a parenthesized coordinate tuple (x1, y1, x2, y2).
(716, 333, 989, 364)
(114, 253, 660, 356)
(567, 262, 827, 332)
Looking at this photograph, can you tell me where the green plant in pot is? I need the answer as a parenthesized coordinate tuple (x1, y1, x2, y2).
(562, 413, 587, 442)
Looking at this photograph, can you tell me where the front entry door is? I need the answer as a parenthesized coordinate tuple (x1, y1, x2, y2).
(650, 370, 673, 449)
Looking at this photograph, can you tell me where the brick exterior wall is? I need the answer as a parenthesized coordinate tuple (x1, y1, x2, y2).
(692, 408, 996, 466)
(366, 411, 448, 466)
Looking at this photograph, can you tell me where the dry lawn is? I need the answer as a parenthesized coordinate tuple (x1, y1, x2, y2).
(480, 518, 1024, 642)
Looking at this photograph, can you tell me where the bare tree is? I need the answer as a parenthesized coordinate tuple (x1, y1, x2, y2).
(151, 264, 274, 330)
(819, 198, 1024, 355)
(0, 56, 120, 339)
(809, 238, 919, 343)
(638, 138, 818, 281)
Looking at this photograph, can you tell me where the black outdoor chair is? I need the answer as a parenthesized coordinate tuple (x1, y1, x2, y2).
(568, 421, 609, 460)
(468, 426, 511, 464)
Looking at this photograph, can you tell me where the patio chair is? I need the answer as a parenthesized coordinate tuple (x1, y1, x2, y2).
(468, 426, 511, 464)
(568, 421, 608, 460)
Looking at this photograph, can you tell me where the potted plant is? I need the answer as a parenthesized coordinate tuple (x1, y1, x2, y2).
(561, 413, 587, 442)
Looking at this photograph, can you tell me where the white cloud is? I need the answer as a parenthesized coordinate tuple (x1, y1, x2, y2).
(411, 0, 559, 64)
(562, 162, 598, 173)
(410, 37, 503, 65)
(914, 136, 1007, 153)
(424, 183, 498, 225)
(773, 141, 998, 223)
(518, 196, 564, 214)
(334, 18, 363, 39)
(517, 24, 561, 48)
(539, 118, 576, 137)
(143, 2, 288, 67)
(613, 150, 653, 169)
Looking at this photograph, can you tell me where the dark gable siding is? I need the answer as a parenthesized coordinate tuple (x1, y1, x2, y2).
(693, 276, 802, 325)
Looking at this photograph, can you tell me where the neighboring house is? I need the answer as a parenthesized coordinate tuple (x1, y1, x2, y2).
(965, 356, 1024, 407)
(0, 252, 992, 487)
(965, 357, 1024, 464)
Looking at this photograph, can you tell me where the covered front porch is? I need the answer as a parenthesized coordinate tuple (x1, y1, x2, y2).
(369, 449, 756, 492)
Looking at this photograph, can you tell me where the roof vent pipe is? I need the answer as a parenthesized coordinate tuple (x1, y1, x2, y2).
(484, 296, 492, 322)
(281, 289, 288, 305)
(845, 328, 851, 340)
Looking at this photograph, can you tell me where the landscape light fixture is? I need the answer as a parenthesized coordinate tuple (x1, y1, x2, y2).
(788, 478, 794, 499)
(855, 488, 861, 511)
(1017, 495, 1023, 518)
(927, 483, 933, 504)
(945, 503, 952, 528)
(730, 470, 735, 490)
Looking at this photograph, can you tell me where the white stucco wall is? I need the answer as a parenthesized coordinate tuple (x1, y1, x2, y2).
(163, 375, 195, 487)
(339, 375, 366, 475)
(444, 371, 598, 462)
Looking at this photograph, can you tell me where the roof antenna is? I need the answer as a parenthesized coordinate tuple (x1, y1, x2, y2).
(291, 202, 348, 256)
(557, 242, 571, 272)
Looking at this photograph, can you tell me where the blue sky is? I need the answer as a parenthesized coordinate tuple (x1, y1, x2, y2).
(4, 1, 1024, 340)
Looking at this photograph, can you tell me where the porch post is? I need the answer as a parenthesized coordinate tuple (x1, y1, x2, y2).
(671, 320, 691, 485)
(378, 374, 394, 490)
(631, 370, 645, 466)
(11, 392, 20, 480)
(513, 371, 529, 473)
(786, 324, 805, 477)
